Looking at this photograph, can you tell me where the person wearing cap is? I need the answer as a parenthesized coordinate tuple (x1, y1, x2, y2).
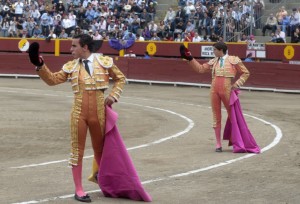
(28, 34, 126, 202)
(180, 42, 250, 152)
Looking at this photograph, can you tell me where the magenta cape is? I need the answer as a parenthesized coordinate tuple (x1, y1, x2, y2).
(223, 90, 260, 153)
(97, 105, 152, 202)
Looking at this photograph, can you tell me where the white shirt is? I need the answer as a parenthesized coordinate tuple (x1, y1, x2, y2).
(192, 36, 202, 42)
(14, 2, 24, 14)
(83, 54, 95, 75)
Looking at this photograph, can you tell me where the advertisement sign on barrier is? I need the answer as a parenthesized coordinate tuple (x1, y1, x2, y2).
(201, 46, 214, 57)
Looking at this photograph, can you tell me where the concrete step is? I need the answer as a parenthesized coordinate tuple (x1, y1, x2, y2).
(158, 0, 177, 5)
(254, 36, 291, 43)
(265, 2, 300, 10)
(156, 3, 170, 12)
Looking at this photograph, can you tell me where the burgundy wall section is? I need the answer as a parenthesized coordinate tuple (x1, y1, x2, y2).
(1, 53, 299, 90)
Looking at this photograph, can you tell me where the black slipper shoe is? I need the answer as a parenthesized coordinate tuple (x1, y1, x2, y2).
(74, 193, 91, 203)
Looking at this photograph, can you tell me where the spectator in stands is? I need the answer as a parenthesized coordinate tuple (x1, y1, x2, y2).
(162, 32, 173, 41)
(210, 32, 219, 42)
(192, 32, 202, 42)
(27, 17, 36, 37)
(148, 20, 158, 35)
(290, 8, 300, 38)
(174, 33, 183, 42)
(131, 2, 142, 13)
(157, 20, 165, 38)
(199, 12, 211, 36)
(136, 33, 145, 41)
(276, 6, 287, 26)
(30, 6, 41, 23)
(164, 7, 176, 24)
(124, 50, 136, 57)
(93, 30, 103, 40)
(58, 29, 68, 39)
(85, 6, 96, 22)
(142, 26, 151, 40)
(174, 19, 185, 35)
(188, 9, 198, 25)
(279, 13, 290, 35)
(147, 2, 156, 21)
(131, 14, 141, 34)
(185, 20, 195, 33)
(40, 10, 52, 37)
(238, 33, 248, 42)
(247, 34, 256, 46)
(182, 31, 191, 42)
(23, 6, 31, 19)
(32, 24, 42, 37)
(123, 31, 136, 40)
(14, 0, 24, 19)
(1, 18, 10, 37)
(253, 0, 264, 29)
(19, 28, 30, 38)
(56, 1, 66, 15)
(174, 6, 186, 26)
(184, 0, 196, 16)
(140, 8, 151, 29)
(46, 30, 57, 40)
(150, 31, 160, 41)
(291, 27, 300, 43)
(262, 13, 277, 36)
(62, 14, 72, 36)
(272, 27, 286, 43)
(144, 51, 151, 59)
(244, 52, 254, 62)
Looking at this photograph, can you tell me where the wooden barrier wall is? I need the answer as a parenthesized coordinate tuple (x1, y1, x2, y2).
(0, 53, 299, 91)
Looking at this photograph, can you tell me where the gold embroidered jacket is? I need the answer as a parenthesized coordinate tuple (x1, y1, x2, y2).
(188, 56, 250, 87)
(37, 54, 126, 101)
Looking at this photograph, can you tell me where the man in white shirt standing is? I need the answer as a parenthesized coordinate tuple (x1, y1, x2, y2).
(14, 0, 24, 19)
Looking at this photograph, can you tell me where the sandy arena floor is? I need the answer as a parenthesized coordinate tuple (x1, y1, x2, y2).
(0, 78, 299, 204)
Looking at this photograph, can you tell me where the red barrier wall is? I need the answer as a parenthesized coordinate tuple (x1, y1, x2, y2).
(0, 53, 299, 90)
(1, 38, 300, 61)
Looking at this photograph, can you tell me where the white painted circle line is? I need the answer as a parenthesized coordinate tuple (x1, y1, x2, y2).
(1, 87, 282, 204)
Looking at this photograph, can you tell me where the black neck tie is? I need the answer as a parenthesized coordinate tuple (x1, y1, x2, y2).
(83, 60, 90, 75)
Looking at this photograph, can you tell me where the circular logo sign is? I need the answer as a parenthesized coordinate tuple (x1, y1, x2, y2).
(284, 45, 294, 60)
(18, 39, 30, 52)
(146, 42, 157, 55)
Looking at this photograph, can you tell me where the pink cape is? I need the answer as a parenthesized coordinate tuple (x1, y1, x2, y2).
(223, 90, 260, 153)
(97, 105, 152, 202)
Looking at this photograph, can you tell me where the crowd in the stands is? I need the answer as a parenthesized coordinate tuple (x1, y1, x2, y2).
(0, 0, 299, 43)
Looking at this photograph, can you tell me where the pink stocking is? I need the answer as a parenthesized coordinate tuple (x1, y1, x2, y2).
(214, 127, 222, 148)
(72, 165, 87, 197)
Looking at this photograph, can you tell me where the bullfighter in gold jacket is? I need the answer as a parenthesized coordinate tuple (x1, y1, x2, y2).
(28, 34, 126, 203)
(180, 42, 249, 153)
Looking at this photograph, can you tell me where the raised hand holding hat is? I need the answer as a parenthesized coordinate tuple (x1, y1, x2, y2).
(180, 44, 193, 61)
(28, 42, 44, 67)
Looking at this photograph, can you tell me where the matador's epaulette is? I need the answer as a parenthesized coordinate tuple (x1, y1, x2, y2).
(96, 54, 113, 69)
(62, 59, 79, 73)
(228, 56, 241, 64)
(207, 57, 218, 65)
